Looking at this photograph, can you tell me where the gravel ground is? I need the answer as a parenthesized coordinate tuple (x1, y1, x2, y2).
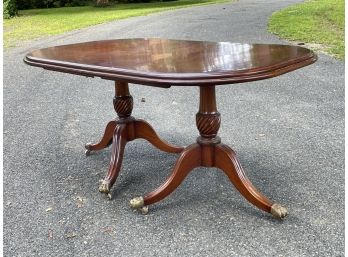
(3, 0, 344, 256)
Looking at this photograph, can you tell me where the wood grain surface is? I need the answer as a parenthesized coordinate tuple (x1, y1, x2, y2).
(24, 38, 317, 87)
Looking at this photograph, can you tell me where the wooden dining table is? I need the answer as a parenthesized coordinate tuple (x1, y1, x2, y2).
(24, 38, 317, 219)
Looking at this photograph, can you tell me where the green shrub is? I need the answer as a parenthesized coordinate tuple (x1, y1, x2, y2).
(17, 0, 91, 9)
(117, 0, 152, 2)
(53, 0, 61, 7)
(16, 0, 32, 9)
(65, 0, 86, 6)
(4, 0, 17, 18)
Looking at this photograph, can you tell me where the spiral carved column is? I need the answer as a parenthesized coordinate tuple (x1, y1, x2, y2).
(114, 81, 133, 119)
(196, 86, 221, 145)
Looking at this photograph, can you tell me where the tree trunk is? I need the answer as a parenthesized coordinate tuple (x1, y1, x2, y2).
(96, 0, 109, 7)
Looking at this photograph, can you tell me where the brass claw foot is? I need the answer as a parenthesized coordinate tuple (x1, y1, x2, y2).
(271, 203, 288, 219)
(130, 196, 149, 214)
(130, 196, 144, 208)
(99, 180, 110, 194)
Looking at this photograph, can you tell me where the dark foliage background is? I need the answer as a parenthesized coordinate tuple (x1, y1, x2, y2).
(4, 0, 177, 18)
(4, 0, 17, 18)
(15, 0, 177, 9)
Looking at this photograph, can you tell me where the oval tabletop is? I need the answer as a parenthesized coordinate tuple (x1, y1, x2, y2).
(24, 38, 317, 87)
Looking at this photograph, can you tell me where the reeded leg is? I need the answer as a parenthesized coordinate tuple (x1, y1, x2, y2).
(85, 120, 116, 156)
(134, 119, 183, 153)
(214, 144, 287, 219)
(99, 124, 127, 195)
(130, 143, 201, 212)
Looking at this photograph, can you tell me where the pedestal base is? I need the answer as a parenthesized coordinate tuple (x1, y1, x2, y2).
(86, 117, 183, 196)
(130, 141, 287, 219)
(129, 86, 287, 219)
(86, 81, 183, 197)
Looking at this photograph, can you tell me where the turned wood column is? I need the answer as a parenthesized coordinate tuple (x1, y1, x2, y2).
(196, 86, 221, 142)
(113, 81, 133, 119)
(196, 86, 221, 167)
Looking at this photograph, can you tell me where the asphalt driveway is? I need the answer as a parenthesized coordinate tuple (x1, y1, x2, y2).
(4, 0, 344, 256)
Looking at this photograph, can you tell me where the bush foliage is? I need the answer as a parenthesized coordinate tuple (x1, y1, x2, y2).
(15, 0, 177, 9)
(16, 0, 89, 9)
(4, 0, 17, 18)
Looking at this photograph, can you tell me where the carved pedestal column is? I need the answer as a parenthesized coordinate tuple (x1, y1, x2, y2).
(196, 86, 221, 167)
(114, 82, 134, 120)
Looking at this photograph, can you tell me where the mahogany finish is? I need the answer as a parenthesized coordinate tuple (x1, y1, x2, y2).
(142, 87, 274, 215)
(24, 38, 317, 87)
(86, 81, 183, 194)
(24, 38, 317, 218)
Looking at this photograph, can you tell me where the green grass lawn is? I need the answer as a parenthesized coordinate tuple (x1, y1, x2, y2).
(268, 0, 344, 59)
(4, 0, 229, 48)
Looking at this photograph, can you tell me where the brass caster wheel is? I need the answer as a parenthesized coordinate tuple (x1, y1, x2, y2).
(271, 203, 288, 219)
(85, 143, 92, 156)
(85, 149, 91, 156)
(85, 143, 92, 150)
(99, 180, 110, 194)
(130, 197, 148, 215)
(138, 206, 149, 215)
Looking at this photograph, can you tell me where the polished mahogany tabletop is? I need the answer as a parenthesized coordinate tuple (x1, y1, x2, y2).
(24, 38, 317, 87)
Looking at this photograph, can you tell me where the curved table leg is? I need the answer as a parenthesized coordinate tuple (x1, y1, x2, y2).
(85, 120, 116, 156)
(129, 143, 201, 212)
(134, 119, 183, 153)
(99, 124, 127, 195)
(214, 144, 288, 219)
